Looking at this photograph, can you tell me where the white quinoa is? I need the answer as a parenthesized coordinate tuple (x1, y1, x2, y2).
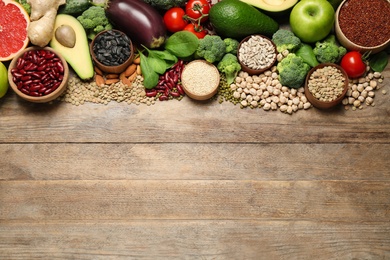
(181, 60, 220, 96)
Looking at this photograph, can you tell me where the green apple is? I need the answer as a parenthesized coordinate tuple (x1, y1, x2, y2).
(290, 0, 335, 43)
(0, 61, 8, 98)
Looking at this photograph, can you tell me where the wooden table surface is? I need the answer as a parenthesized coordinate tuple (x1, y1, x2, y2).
(1, 56, 389, 259)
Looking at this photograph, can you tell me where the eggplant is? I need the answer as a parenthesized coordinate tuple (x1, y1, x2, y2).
(105, 0, 167, 49)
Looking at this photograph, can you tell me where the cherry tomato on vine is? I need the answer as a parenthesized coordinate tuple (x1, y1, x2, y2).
(340, 51, 367, 78)
(163, 7, 188, 33)
(185, 0, 211, 23)
(183, 23, 207, 39)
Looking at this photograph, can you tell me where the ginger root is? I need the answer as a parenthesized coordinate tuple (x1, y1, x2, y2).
(27, 0, 66, 47)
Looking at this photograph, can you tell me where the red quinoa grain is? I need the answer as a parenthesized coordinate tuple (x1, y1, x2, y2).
(339, 0, 390, 47)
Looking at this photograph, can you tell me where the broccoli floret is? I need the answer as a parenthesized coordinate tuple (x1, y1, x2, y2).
(313, 34, 347, 63)
(272, 29, 301, 53)
(15, 0, 31, 15)
(142, 0, 187, 10)
(217, 53, 241, 85)
(277, 53, 311, 89)
(196, 35, 226, 64)
(77, 6, 113, 40)
(224, 38, 239, 55)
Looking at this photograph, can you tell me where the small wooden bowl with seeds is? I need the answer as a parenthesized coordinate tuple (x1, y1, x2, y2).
(90, 29, 134, 74)
(304, 63, 349, 109)
(181, 60, 220, 101)
(238, 34, 277, 75)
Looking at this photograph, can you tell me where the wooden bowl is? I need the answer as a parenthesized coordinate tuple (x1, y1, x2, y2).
(90, 29, 134, 74)
(335, 0, 390, 54)
(8, 46, 69, 103)
(304, 63, 349, 109)
(181, 60, 220, 101)
(237, 34, 277, 75)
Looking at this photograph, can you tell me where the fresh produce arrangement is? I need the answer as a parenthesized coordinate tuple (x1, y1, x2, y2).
(0, 0, 389, 113)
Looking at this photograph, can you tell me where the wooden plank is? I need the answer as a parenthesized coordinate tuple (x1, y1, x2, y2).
(1, 143, 390, 181)
(0, 79, 389, 144)
(0, 220, 389, 259)
(1, 180, 389, 222)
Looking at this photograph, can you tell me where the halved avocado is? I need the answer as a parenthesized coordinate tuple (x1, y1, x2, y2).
(50, 14, 94, 80)
(239, 0, 299, 16)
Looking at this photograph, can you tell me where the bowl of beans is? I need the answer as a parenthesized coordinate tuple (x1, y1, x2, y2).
(304, 63, 349, 109)
(8, 46, 69, 103)
(335, 0, 390, 54)
(90, 29, 134, 74)
(237, 34, 277, 75)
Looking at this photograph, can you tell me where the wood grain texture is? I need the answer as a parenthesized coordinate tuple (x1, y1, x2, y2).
(1, 180, 389, 221)
(0, 52, 389, 259)
(0, 81, 389, 144)
(1, 143, 390, 181)
(1, 221, 389, 259)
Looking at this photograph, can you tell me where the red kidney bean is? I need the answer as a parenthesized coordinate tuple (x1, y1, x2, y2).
(166, 81, 173, 90)
(159, 95, 169, 101)
(56, 61, 64, 73)
(29, 91, 40, 97)
(11, 49, 65, 97)
(145, 89, 157, 97)
(29, 85, 41, 92)
(151, 60, 186, 101)
(170, 91, 180, 98)
(177, 84, 185, 95)
(20, 88, 29, 95)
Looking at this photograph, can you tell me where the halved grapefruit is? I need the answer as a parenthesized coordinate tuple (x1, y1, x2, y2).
(0, 0, 30, 61)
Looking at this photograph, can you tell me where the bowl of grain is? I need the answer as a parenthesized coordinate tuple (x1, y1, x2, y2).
(304, 63, 349, 109)
(181, 60, 220, 101)
(237, 34, 277, 75)
(8, 46, 69, 103)
(90, 29, 134, 74)
(335, 0, 390, 54)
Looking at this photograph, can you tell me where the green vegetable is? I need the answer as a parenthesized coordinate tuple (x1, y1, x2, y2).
(272, 29, 301, 53)
(195, 35, 226, 64)
(217, 53, 241, 85)
(58, 0, 91, 15)
(141, 0, 187, 10)
(277, 53, 311, 89)
(144, 47, 178, 69)
(164, 31, 199, 59)
(139, 51, 159, 89)
(224, 38, 239, 55)
(369, 51, 389, 72)
(77, 6, 113, 40)
(209, 0, 279, 39)
(139, 45, 181, 89)
(296, 43, 319, 68)
(14, 0, 31, 15)
(313, 34, 347, 63)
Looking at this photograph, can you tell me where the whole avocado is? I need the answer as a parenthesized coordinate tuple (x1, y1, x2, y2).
(209, 0, 279, 39)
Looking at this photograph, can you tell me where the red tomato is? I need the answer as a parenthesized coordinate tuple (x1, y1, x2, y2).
(185, 0, 211, 23)
(340, 51, 367, 78)
(163, 7, 188, 33)
(183, 23, 207, 39)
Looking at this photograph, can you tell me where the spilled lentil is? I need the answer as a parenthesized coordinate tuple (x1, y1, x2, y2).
(58, 74, 156, 106)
